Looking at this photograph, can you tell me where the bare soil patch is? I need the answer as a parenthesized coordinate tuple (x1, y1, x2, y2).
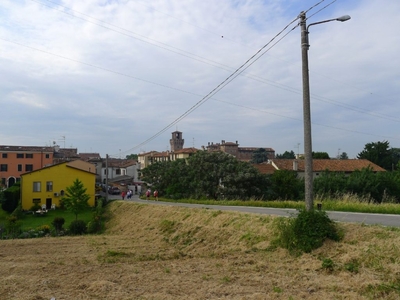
(1, 201, 400, 299)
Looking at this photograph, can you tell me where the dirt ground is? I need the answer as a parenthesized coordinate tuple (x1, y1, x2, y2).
(1, 201, 400, 300)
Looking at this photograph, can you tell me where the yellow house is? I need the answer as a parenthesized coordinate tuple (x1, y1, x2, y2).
(20, 160, 96, 210)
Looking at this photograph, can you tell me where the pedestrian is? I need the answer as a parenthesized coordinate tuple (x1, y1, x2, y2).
(154, 190, 158, 201)
(127, 190, 131, 199)
(146, 189, 151, 200)
(121, 191, 126, 200)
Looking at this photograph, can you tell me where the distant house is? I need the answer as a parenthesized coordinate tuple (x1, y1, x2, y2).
(254, 159, 386, 178)
(100, 158, 139, 185)
(20, 160, 96, 210)
(0, 145, 54, 188)
(205, 140, 275, 161)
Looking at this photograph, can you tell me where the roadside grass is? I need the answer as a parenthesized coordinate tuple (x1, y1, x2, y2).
(149, 197, 400, 214)
(0, 208, 94, 231)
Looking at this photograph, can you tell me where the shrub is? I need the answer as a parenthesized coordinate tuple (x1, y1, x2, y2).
(292, 209, 342, 252)
(68, 219, 87, 235)
(29, 204, 41, 212)
(11, 204, 24, 219)
(5, 215, 22, 238)
(87, 199, 104, 234)
(272, 209, 343, 254)
(52, 217, 65, 232)
(37, 224, 51, 234)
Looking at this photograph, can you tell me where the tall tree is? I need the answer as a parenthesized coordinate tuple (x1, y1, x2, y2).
(126, 154, 138, 160)
(276, 150, 296, 159)
(62, 179, 90, 220)
(339, 152, 349, 160)
(251, 148, 269, 163)
(357, 141, 393, 171)
(141, 151, 268, 200)
(312, 152, 330, 159)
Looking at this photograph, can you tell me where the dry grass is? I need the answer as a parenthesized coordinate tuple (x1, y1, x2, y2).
(1, 201, 400, 299)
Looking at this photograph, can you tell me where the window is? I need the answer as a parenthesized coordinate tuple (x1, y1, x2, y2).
(33, 182, 41, 192)
(26, 153, 33, 158)
(46, 181, 53, 192)
(0, 164, 7, 172)
(18, 164, 22, 172)
(33, 198, 41, 204)
(60, 190, 65, 196)
(25, 164, 33, 172)
(2, 153, 7, 158)
(45, 154, 50, 159)
(116, 168, 121, 175)
(17, 153, 24, 158)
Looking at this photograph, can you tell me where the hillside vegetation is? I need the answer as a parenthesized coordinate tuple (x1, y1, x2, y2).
(1, 201, 400, 299)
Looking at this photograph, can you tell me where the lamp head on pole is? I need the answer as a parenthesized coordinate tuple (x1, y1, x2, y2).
(336, 15, 351, 22)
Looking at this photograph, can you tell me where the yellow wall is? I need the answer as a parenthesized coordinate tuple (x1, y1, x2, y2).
(21, 162, 96, 210)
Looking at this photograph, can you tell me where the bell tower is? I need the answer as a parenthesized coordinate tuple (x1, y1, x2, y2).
(170, 131, 184, 152)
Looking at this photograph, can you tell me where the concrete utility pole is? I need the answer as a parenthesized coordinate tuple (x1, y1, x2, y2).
(299, 11, 351, 211)
(105, 154, 109, 203)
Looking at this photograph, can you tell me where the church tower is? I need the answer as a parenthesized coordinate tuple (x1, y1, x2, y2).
(170, 131, 184, 152)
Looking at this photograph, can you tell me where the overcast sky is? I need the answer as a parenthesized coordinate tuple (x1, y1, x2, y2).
(1, 0, 399, 159)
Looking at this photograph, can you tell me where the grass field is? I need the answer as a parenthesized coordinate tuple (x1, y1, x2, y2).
(1, 200, 400, 299)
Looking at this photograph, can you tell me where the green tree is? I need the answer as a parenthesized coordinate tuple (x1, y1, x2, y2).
(251, 148, 269, 163)
(357, 141, 393, 171)
(391, 148, 400, 171)
(1, 183, 20, 213)
(269, 170, 303, 200)
(276, 150, 296, 159)
(62, 179, 90, 220)
(339, 152, 349, 159)
(312, 152, 330, 159)
(126, 153, 138, 160)
(141, 151, 268, 200)
(313, 171, 347, 197)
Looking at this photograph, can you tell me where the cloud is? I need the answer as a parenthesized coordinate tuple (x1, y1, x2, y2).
(0, 0, 399, 159)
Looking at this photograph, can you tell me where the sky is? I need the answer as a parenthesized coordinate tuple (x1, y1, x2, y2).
(1, 0, 399, 159)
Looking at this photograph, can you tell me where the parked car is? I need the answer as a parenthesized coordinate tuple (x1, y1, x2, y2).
(108, 187, 121, 195)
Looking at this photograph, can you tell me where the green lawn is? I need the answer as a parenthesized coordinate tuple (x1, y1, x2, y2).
(1, 208, 94, 231)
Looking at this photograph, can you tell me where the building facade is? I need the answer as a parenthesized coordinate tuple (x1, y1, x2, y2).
(20, 160, 96, 210)
(0, 146, 54, 188)
(205, 140, 275, 161)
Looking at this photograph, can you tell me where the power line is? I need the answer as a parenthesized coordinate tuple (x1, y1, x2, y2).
(28, 0, 399, 121)
(109, 16, 302, 157)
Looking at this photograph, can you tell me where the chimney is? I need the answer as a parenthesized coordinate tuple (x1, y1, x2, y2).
(293, 160, 298, 171)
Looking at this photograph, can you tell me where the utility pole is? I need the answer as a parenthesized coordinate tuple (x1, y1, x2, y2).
(299, 11, 350, 211)
(105, 154, 109, 203)
(300, 11, 314, 211)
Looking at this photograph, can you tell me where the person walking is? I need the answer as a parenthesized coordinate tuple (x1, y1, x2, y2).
(153, 190, 159, 201)
(146, 189, 151, 200)
(121, 190, 126, 200)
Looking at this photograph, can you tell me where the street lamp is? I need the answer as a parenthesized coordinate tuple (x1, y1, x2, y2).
(299, 11, 351, 211)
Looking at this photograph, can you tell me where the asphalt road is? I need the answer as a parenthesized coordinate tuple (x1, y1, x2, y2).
(105, 193, 400, 227)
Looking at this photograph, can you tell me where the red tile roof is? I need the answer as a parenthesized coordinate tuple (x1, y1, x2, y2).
(270, 159, 386, 172)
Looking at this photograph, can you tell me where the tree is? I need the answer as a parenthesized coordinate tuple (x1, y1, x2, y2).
(62, 179, 90, 220)
(357, 141, 393, 171)
(276, 150, 296, 159)
(1, 183, 20, 213)
(312, 152, 330, 159)
(269, 170, 303, 200)
(251, 148, 269, 163)
(126, 154, 138, 160)
(339, 152, 349, 160)
(141, 151, 268, 200)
